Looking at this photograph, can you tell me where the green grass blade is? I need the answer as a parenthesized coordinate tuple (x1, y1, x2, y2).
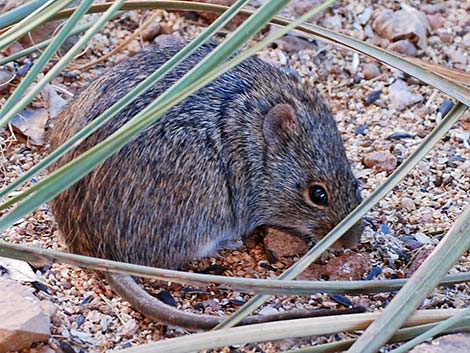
(389, 309, 470, 353)
(111, 309, 466, 353)
(284, 320, 470, 353)
(0, 0, 48, 28)
(347, 202, 470, 353)
(0, 0, 252, 202)
(0, 0, 126, 130)
(0, 0, 73, 49)
(215, 102, 468, 329)
(0, 21, 92, 66)
(0, 0, 94, 129)
(1, 238, 469, 295)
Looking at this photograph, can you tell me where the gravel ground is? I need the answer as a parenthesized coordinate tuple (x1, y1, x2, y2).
(0, 1, 469, 352)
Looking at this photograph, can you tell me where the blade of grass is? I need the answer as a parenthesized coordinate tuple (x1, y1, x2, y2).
(0, 0, 254, 202)
(0, 0, 126, 130)
(0, 0, 48, 28)
(0, 0, 335, 218)
(112, 309, 467, 353)
(49, 1, 470, 106)
(284, 321, 470, 353)
(215, 102, 468, 329)
(347, 202, 470, 353)
(1, 238, 470, 295)
(0, 21, 95, 66)
(0, 0, 94, 127)
(0, 0, 73, 50)
(389, 308, 470, 353)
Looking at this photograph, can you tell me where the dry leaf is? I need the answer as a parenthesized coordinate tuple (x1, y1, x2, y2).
(10, 108, 48, 146)
(42, 84, 68, 119)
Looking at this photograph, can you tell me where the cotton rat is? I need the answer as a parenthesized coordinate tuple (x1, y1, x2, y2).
(48, 39, 363, 330)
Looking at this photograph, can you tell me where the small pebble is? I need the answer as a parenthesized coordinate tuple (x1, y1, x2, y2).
(366, 266, 382, 280)
(156, 290, 177, 307)
(228, 299, 246, 306)
(0, 69, 13, 93)
(362, 63, 381, 80)
(330, 295, 353, 307)
(388, 40, 418, 56)
(401, 197, 416, 211)
(141, 22, 161, 42)
(379, 224, 392, 235)
(414, 232, 432, 244)
(81, 295, 93, 305)
(364, 89, 382, 106)
(402, 238, 423, 251)
(387, 132, 414, 140)
(15, 62, 33, 76)
(363, 151, 398, 173)
(354, 124, 368, 135)
(427, 14, 446, 30)
(258, 306, 279, 316)
(438, 100, 455, 116)
(182, 287, 209, 295)
(198, 264, 228, 275)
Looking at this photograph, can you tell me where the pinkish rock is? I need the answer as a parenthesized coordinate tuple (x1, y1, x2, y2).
(0, 277, 55, 353)
(463, 33, 470, 48)
(401, 197, 416, 211)
(362, 63, 381, 80)
(388, 39, 419, 56)
(263, 227, 308, 262)
(409, 333, 470, 352)
(427, 14, 446, 30)
(438, 32, 453, 44)
(363, 151, 398, 173)
(299, 252, 370, 281)
(141, 22, 161, 42)
(372, 8, 430, 49)
(406, 248, 433, 277)
(420, 3, 447, 15)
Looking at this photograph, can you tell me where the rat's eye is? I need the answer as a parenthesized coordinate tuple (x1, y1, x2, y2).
(308, 184, 328, 207)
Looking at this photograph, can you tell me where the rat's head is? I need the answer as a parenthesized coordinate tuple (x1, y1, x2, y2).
(258, 98, 362, 249)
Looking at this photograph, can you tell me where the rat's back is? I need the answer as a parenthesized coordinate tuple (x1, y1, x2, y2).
(48, 41, 287, 268)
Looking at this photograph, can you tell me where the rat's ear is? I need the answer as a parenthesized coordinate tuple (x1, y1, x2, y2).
(263, 104, 298, 149)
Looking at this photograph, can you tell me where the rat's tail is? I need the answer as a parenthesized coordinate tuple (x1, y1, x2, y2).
(106, 272, 365, 330)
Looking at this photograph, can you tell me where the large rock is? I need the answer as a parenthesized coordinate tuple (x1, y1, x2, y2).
(409, 333, 470, 353)
(0, 277, 55, 353)
(372, 7, 430, 54)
